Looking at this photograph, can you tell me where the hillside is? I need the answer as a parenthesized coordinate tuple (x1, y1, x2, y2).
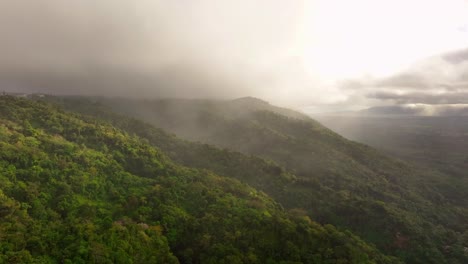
(0, 96, 400, 263)
(67, 96, 468, 264)
(314, 115, 468, 182)
(45, 96, 297, 197)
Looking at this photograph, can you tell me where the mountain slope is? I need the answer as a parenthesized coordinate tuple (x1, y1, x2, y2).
(0, 96, 398, 263)
(77, 96, 468, 264)
(314, 115, 468, 185)
(45, 96, 297, 196)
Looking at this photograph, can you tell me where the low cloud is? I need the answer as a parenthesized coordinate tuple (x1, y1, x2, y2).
(368, 91, 468, 105)
(1, 0, 467, 112)
(442, 48, 468, 64)
(337, 47, 468, 107)
(375, 73, 431, 89)
(0, 0, 305, 102)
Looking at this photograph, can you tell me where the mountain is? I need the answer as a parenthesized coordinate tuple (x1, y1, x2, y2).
(60, 96, 468, 264)
(74, 97, 311, 142)
(0, 96, 400, 263)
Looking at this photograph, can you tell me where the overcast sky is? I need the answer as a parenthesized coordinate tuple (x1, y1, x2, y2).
(1, 0, 468, 112)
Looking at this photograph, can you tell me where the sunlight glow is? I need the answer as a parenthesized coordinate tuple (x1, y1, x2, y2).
(300, 0, 468, 79)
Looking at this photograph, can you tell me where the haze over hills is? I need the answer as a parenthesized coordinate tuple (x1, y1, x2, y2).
(314, 114, 468, 184)
(1, 96, 402, 263)
(2, 1, 468, 263)
(42, 95, 468, 264)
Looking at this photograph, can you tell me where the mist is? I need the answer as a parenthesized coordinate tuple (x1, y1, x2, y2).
(1, 0, 468, 111)
(0, 0, 308, 103)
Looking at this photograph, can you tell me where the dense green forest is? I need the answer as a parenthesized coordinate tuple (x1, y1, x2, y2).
(58, 96, 468, 264)
(0, 96, 401, 263)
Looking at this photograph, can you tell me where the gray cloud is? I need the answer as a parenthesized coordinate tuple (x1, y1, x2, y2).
(1, 0, 467, 112)
(0, 0, 304, 101)
(368, 91, 468, 104)
(0, 64, 247, 99)
(339, 47, 468, 107)
(443, 48, 468, 64)
(375, 73, 430, 89)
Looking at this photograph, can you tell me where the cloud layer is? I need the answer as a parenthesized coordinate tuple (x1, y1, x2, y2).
(0, 0, 304, 100)
(1, 0, 468, 113)
(336, 47, 468, 110)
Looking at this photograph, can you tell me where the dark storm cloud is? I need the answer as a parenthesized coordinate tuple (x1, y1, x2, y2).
(0, 1, 164, 67)
(0, 1, 187, 96)
(0, 64, 243, 99)
(368, 91, 468, 104)
(0, 0, 303, 100)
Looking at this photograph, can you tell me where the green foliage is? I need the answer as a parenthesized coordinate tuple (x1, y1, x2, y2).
(0, 96, 398, 263)
(64, 96, 468, 264)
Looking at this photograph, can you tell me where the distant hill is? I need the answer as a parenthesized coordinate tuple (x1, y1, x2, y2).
(314, 114, 468, 185)
(49, 96, 468, 264)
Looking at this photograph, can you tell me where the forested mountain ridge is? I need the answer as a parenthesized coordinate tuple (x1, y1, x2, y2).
(46, 96, 297, 196)
(0, 96, 398, 263)
(62, 96, 468, 264)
